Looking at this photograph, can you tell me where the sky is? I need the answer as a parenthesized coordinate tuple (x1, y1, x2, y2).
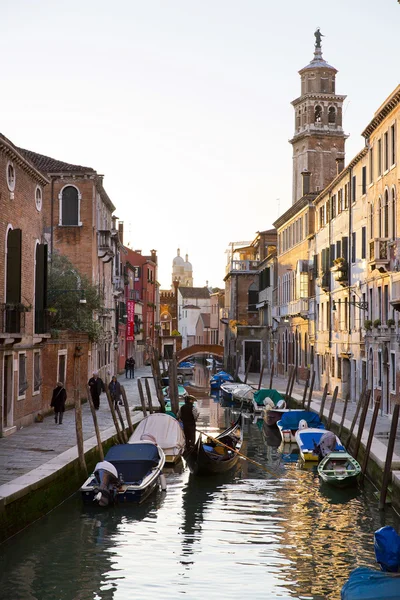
(2, 0, 400, 289)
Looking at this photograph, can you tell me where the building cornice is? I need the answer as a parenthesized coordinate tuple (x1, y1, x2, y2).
(362, 85, 400, 138)
(0, 134, 50, 186)
(313, 147, 368, 206)
(273, 194, 316, 230)
(291, 93, 346, 107)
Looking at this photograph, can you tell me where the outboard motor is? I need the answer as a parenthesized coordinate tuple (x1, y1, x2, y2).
(276, 400, 286, 409)
(298, 419, 308, 430)
(93, 461, 119, 507)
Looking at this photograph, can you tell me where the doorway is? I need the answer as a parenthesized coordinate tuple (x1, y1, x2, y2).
(2, 355, 14, 431)
(342, 358, 350, 400)
(244, 341, 261, 373)
(164, 344, 173, 360)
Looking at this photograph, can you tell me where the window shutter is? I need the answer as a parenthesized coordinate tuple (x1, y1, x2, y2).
(352, 232, 356, 263)
(266, 267, 270, 288)
(361, 227, 366, 259)
(336, 240, 342, 259)
(330, 244, 335, 266)
(342, 236, 348, 262)
(6, 229, 22, 304)
(61, 186, 79, 225)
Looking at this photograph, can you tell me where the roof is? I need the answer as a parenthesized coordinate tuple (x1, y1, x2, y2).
(299, 48, 337, 74)
(273, 193, 317, 230)
(199, 313, 211, 328)
(183, 304, 201, 309)
(0, 133, 49, 185)
(362, 84, 400, 138)
(17, 147, 96, 174)
(179, 287, 210, 299)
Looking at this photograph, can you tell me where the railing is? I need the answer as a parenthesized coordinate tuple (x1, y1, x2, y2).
(35, 309, 50, 334)
(288, 298, 309, 316)
(369, 238, 389, 263)
(226, 259, 259, 275)
(316, 271, 330, 291)
(0, 304, 26, 335)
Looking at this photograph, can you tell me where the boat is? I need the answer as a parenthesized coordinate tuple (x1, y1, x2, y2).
(210, 370, 234, 390)
(177, 361, 195, 376)
(252, 388, 285, 414)
(128, 413, 185, 465)
(231, 384, 255, 406)
(185, 414, 243, 475)
(295, 427, 345, 462)
(220, 382, 242, 402)
(277, 410, 324, 444)
(162, 384, 188, 399)
(263, 407, 304, 427)
(80, 442, 166, 506)
(317, 451, 361, 487)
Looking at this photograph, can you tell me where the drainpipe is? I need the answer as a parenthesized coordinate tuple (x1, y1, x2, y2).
(348, 166, 353, 336)
(50, 176, 55, 260)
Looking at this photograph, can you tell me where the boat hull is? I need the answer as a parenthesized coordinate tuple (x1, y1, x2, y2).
(296, 429, 345, 462)
(318, 451, 361, 487)
(81, 477, 160, 505)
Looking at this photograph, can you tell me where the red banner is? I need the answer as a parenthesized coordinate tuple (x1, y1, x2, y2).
(126, 300, 135, 341)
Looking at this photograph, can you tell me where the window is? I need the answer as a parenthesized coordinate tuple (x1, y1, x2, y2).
(319, 205, 325, 228)
(337, 357, 342, 379)
(352, 175, 357, 203)
(344, 183, 349, 209)
(248, 283, 258, 312)
(60, 185, 81, 226)
(384, 189, 389, 237)
(18, 353, 27, 398)
(57, 351, 67, 385)
(384, 131, 389, 171)
(7, 161, 16, 191)
(369, 147, 374, 183)
(361, 226, 366, 259)
(342, 236, 348, 262)
(391, 353, 396, 393)
(378, 352, 382, 387)
(314, 105, 322, 123)
(392, 188, 396, 239)
(384, 285, 389, 324)
(362, 166, 367, 195)
(33, 351, 41, 393)
(370, 203, 374, 238)
(328, 107, 336, 124)
(391, 123, 396, 166)
(338, 189, 343, 213)
(331, 356, 335, 377)
(351, 232, 356, 263)
(379, 196, 383, 237)
(35, 186, 42, 211)
(336, 240, 342, 259)
(378, 287, 382, 321)
(331, 195, 336, 219)
(377, 138, 382, 176)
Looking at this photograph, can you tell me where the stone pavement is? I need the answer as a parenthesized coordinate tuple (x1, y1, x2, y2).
(0, 365, 155, 486)
(242, 370, 400, 467)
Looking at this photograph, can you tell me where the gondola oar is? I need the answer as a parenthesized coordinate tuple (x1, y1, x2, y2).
(196, 429, 279, 478)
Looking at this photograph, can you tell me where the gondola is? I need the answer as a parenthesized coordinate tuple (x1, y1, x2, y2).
(185, 414, 243, 475)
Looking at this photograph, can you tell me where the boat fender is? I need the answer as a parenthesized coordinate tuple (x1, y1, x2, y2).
(276, 400, 286, 409)
(160, 474, 167, 491)
(299, 419, 308, 430)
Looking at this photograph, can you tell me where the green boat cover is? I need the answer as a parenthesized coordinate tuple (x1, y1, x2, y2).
(253, 388, 283, 406)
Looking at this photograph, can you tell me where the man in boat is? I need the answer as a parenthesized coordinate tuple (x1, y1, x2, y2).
(177, 395, 199, 451)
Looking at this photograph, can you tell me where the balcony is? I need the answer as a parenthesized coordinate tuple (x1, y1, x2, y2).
(0, 304, 26, 341)
(390, 272, 400, 312)
(226, 259, 259, 275)
(331, 258, 348, 286)
(316, 271, 330, 292)
(288, 298, 309, 318)
(369, 238, 389, 272)
(34, 309, 51, 335)
(98, 230, 115, 263)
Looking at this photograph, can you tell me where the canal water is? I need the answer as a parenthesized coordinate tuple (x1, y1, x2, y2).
(1, 365, 399, 600)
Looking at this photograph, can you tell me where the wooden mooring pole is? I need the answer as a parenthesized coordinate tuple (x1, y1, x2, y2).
(353, 389, 372, 460)
(144, 378, 154, 414)
(360, 396, 381, 483)
(269, 363, 274, 390)
(258, 361, 265, 391)
(326, 386, 338, 429)
(137, 378, 147, 417)
(301, 370, 310, 409)
(306, 371, 315, 411)
(74, 351, 87, 476)
(244, 355, 253, 384)
(379, 403, 400, 510)
(338, 394, 350, 439)
(105, 388, 125, 444)
(120, 385, 134, 437)
(285, 367, 293, 401)
(318, 384, 328, 420)
(345, 384, 367, 449)
(288, 366, 297, 403)
(86, 385, 104, 461)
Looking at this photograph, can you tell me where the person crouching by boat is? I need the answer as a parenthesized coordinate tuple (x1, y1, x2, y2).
(314, 430, 337, 461)
(50, 382, 67, 425)
(177, 395, 199, 451)
(109, 375, 122, 409)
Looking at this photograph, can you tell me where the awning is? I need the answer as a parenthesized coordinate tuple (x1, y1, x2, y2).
(256, 300, 268, 308)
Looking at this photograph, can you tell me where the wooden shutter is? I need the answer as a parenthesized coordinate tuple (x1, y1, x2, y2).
(61, 186, 79, 225)
(6, 229, 22, 304)
(342, 236, 348, 262)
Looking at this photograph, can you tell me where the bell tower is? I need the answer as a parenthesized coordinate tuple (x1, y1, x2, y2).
(290, 30, 347, 204)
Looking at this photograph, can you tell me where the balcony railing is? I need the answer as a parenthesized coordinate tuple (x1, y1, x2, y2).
(288, 298, 309, 316)
(98, 230, 115, 261)
(316, 271, 330, 292)
(226, 259, 259, 275)
(0, 304, 26, 335)
(369, 238, 389, 270)
(35, 309, 51, 334)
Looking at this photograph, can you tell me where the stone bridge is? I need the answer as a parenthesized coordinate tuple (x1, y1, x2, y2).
(176, 344, 224, 363)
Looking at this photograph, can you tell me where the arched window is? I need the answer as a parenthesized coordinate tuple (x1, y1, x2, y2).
(328, 107, 336, 124)
(370, 202, 374, 238)
(392, 187, 396, 239)
(314, 105, 322, 123)
(378, 196, 383, 237)
(384, 189, 389, 237)
(59, 185, 81, 226)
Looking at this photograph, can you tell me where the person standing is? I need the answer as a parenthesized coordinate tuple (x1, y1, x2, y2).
(177, 395, 199, 451)
(88, 372, 105, 410)
(124, 358, 130, 379)
(50, 382, 67, 424)
(129, 357, 136, 379)
(109, 375, 122, 409)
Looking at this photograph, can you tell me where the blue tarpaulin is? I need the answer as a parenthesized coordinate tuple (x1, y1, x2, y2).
(278, 410, 324, 430)
(296, 430, 344, 452)
(374, 526, 400, 572)
(105, 444, 159, 483)
(341, 567, 400, 599)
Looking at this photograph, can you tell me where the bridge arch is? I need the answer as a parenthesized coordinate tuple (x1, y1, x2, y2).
(176, 344, 224, 363)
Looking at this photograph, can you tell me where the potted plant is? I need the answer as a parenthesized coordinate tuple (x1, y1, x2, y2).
(364, 319, 372, 331)
(387, 318, 395, 328)
(373, 318, 381, 328)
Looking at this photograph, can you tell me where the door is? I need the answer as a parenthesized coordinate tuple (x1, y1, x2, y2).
(342, 358, 350, 400)
(244, 341, 261, 373)
(164, 344, 173, 360)
(2, 355, 13, 430)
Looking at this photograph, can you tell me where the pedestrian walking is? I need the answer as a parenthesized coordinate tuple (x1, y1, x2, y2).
(124, 358, 130, 379)
(88, 372, 105, 410)
(50, 381, 67, 425)
(109, 375, 122, 408)
(177, 395, 199, 451)
(129, 357, 136, 378)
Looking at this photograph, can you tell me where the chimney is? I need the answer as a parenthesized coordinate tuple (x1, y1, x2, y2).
(150, 249, 157, 264)
(118, 221, 124, 244)
(301, 170, 311, 196)
(134, 250, 142, 255)
(336, 157, 345, 175)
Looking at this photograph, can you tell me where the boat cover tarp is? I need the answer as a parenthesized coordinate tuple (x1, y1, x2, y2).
(374, 526, 400, 572)
(253, 389, 283, 406)
(105, 443, 159, 482)
(341, 566, 400, 599)
(297, 430, 344, 452)
(129, 413, 185, 457)
(278, 410, 323, 430)
(178, 361, 194, 368)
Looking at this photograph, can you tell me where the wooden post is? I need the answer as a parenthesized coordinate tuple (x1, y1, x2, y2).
(137, 378, 147, 417)
(318, 384, 328, 420)
(120, 385, 134, 437)
(338, 394, 350, 439)
(74, 352, 87, 476)
(244, 355, 253, 384)
(360, 396, 381, 483)
(326, 386, 338, 429)
(301, 370, 310, 408)
(353, 389, 372, 459)
(151, 356, 166, 411)
(379, 403, 400, 510)
(288, 366, 297, 403)
(105, 387, 125, 444)
(234, 354, 241, 382)
(285, 366, 293, 400)
(345, 385, 367, 448)
(86, 385, 104, 461)
(114, 403, 128, 443)
(269, 362, 274, 390)
(258, 361, 265, 391)
(144, 378, 154, 414)
(306, 371, 315, 411)
(168, 357, 179, 416)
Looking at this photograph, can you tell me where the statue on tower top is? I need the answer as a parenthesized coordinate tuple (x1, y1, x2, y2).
(314, 28, 324, 49)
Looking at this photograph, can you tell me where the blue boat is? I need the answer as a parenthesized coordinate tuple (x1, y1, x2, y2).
(80, 442, 166, 506)
(277, 410, 324, 443)
(210, 371, 234, 390)
(341, 567, 400, 599)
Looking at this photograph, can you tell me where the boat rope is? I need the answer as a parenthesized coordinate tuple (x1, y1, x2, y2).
(196, 429, 279, 478)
